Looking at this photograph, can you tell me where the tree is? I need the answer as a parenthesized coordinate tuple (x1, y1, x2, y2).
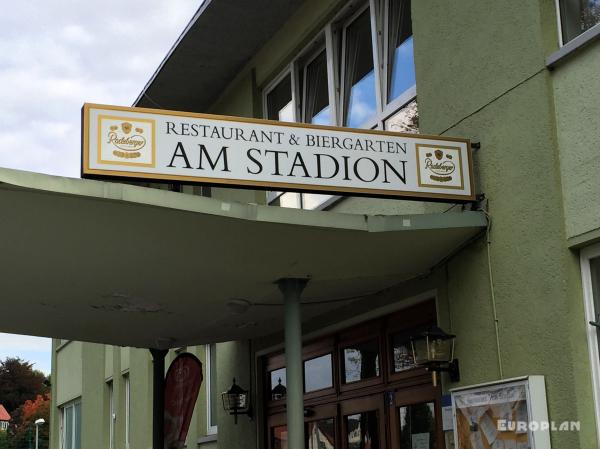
(8, 394, 50, 449)
(0, 358, 48, 415)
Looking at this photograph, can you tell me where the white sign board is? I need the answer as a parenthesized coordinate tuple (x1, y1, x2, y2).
(82, 103, 475, 202)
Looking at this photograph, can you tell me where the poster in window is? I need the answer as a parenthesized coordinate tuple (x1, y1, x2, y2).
(451, 377, 550, 449)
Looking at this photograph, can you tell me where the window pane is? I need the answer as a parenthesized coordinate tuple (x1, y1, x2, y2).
(304, 354, 333, 392)
(398, 402, 436, 449)
(387, 0, 415, 102)
(343, 340, 380, 383)
(308, 418, 336, 449)
(279, 192, 302, 209)
(64, 407, 73, 449)
(209, 343, 218, 427)
(384, 100, 418, 133)
(267, 74, 294, 122)
(590, 257, 600, 352)
(272, 425, 288, 449)
(302, 193, 333, 210)
(343, 9, 377, 128)
(391, 332, 417, 372)
(74, 403, 81, 449)
(108, 382, 114, 449)
(345, 411, 379, 449)
(125, 376, 130, 448)
(270, 367, 287, 400)
(559, 0, 600, 43)
(304, 51, 331, 125)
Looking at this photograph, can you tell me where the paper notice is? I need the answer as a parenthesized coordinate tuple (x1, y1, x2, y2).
(503, 439, 517, 449)
(469, 431, 485, 449)
(411, 433, 429, 449)
(442, 405, 454, 431)
(492, 440, 505, 449)
(480, 413, 498, 444)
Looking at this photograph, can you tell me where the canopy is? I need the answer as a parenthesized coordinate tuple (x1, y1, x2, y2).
(0, 167, 486, 348)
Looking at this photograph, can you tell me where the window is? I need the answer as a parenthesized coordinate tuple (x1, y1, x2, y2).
(303, 49, 332, 125)
(262, 0, 417, 210)
(342, 7, 377, 128)
(266, 73, 295, 122)
(581, 243, 600, 442)
(108, 380, 115, 449)
(304, 353, 333, 393)
(558, 0, 600, 44)
(124, 374, 130, 449)
(386, 0, 414, 104)
(342, 339, 380, 384)
(270, 367, 287, 401)
(61, 400, 81, 449)
(206, 343, 218, 434)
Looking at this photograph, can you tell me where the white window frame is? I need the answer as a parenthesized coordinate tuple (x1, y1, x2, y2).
(581, 243, 600, 448)
(554, 0, 600, 46)
(124, 374, 131, 449)
(205, 343, 218, 435)
(554, 0, 566, 46)
(60, 399, 81, 449)
(262, 0, 416, 210)
(107, 380, 115, 449)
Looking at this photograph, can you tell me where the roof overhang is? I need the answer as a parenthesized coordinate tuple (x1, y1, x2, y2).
(134, 0, 306, 112)
(0, 167, 486, 349)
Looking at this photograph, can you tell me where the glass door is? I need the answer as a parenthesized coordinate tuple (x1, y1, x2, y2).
(341, 396, 386, 449)
(389, 386, 443, 449)
(268, 404, 338, 449)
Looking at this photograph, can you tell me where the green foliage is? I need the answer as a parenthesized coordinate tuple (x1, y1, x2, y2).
(0, 358, 48, 415)
(0, 432, 9, 449)
(0, 358, 49, 449)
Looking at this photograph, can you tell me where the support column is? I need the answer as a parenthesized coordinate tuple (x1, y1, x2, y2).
(150, 348, 168, 449)
(277, 278, 308, 449)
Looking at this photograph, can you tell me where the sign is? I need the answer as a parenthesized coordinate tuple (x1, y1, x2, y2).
(82, 103, 475, 202)
(164, 353, 203, 449)
(451, 377, 550, 449)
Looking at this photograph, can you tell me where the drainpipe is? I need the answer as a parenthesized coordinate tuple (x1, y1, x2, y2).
(150, 348, 168, 449)
(278, 278, 308, 449)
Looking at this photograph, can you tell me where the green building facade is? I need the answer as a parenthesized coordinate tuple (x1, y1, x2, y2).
(48, 0, 600, 448)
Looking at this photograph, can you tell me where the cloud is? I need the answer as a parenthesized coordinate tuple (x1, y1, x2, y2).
(0, 1, 202, 374)
(0, 0, 202, 177)
(0, 334, 51, 374)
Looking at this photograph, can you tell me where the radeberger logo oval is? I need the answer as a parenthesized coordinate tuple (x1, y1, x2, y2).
(425, 159, 455, 175)
(108, 132, 147, 151)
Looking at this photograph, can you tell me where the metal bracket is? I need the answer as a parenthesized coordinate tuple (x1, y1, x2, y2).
(590, 314, 600, 328)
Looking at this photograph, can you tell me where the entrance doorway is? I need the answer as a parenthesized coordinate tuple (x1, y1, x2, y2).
(264, 300, 444, 449)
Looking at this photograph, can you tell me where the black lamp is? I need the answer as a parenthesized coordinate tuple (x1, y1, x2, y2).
(410, 326, 460, 382)
(221, 378, 251, 424)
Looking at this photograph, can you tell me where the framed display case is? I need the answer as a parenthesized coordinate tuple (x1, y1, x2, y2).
(451, 376, 551, 449)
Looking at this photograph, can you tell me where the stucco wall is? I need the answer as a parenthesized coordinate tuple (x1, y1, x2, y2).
(55, 341, 83, 406)
(552, 41, 600, 240)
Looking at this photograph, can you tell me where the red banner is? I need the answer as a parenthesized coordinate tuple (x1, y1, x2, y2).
(164, 353, 203, 449)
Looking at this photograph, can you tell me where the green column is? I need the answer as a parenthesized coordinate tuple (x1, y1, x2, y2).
(278, 278, 308, 449)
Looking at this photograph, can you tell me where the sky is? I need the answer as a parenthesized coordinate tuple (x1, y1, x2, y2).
(0, 1, 202, 375)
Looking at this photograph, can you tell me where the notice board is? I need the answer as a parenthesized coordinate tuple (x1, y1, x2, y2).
(451, 376, 551, 449)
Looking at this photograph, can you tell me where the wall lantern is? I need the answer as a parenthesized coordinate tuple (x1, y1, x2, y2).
(410, 326, 460, 382)
(221, 378, 252, 424)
